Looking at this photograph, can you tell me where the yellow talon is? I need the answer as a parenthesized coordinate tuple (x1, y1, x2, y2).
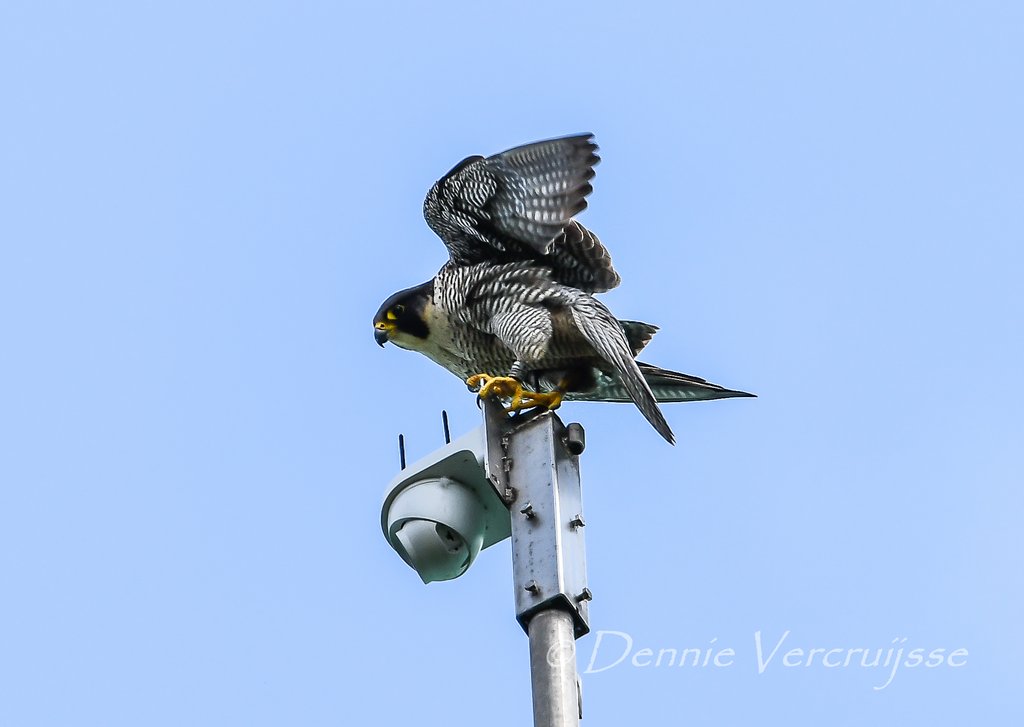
(514, 389, 564, 411)
(466, 374, 563, 413)
(467, 374, 521, 401)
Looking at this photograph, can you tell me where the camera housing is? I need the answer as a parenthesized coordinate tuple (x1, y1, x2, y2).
(381, 427, 511, 583)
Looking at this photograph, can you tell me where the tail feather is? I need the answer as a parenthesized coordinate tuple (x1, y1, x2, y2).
(563, 363, 755, 405)
(638, 363, 756, 402)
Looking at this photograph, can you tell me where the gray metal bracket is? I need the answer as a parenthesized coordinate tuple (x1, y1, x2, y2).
(481, 400, 591, 638)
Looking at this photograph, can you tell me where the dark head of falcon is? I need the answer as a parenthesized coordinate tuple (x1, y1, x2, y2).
(372, 133, 753, 444)
(373, 281, 433, 349)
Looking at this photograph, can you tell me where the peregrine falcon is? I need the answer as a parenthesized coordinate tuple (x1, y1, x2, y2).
(373, 134, 752, 444)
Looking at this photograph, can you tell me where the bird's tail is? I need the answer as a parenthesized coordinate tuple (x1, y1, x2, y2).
(564, 364, 754, 404)
(562, 362, 754, 413)
(638, 364, 756, 403)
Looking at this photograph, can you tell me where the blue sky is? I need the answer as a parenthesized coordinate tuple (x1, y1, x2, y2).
(1, 1, 1021, 724)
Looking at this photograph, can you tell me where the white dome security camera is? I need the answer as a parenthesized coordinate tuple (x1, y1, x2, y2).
(385, 476, 486, 583)
(381, 429, 511, 584)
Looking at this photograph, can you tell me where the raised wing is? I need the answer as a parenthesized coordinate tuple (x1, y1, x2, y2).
(423, 134, 609, 283)
(539, 220, 621, 293)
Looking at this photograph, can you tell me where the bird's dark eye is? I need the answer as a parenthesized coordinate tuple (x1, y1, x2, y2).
(394, 304, 405, 315)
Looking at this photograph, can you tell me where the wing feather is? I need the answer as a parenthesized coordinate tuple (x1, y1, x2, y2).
(423, 135, 618, 292)
(568, 298, 675, 443)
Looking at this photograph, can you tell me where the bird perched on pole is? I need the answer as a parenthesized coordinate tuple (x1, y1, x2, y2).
(373, 134, 752, 444)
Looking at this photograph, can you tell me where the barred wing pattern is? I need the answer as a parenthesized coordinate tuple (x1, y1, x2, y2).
(541, 221, 620, 293)
(568, 297, 675, 443)
(423, 134, 619, 292)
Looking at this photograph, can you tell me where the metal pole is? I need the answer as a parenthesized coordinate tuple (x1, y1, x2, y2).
(529, 609, 581, 727)
(480, 401, 589, 726)
(381, 403, 591, 725)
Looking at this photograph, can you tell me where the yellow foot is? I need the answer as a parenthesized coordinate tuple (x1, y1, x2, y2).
(466, 374, 523, 402)
(512, 389, 563, 412)
(466, 374, 563, 412)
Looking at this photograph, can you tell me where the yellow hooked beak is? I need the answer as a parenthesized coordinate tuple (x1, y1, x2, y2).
(374, 320, 394, 346)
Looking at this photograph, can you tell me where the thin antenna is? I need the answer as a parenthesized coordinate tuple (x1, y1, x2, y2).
(398, 433, 407, 470)
(442, 410, 451, 444)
